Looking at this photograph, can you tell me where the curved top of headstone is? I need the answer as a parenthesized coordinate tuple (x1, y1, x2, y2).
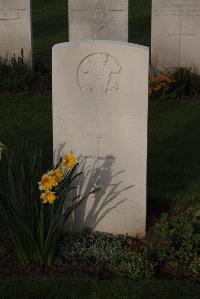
(53, 41, 149, 100)
(53, 40, 149, 51)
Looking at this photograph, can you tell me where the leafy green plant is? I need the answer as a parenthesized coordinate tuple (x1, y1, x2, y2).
(62, 229, 155, 279)
(0, 142, 98, 267)
(170, 67, 200, 98)
(0, 49, 32, 93)
(108, 250, 154, 280)
(149, 207, 200, 279)
(62, 229, 129, 262)
(190, 256, 200, 279)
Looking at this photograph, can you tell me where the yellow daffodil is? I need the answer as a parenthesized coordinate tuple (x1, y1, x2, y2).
(47, 169, 64, 183)
(62, 154, 76, 170)
(53, 169, 64, 183)
(40, 191, 56, 204)
(38, 174, 57, 191)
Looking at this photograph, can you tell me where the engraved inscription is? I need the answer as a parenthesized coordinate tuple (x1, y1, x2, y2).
(0, 8, 25, 20)
(77, 53, 121, 97)
(0, 8, 19, 20)
(153, 0, 200, 17)
(60, 111, 135, 134)
(71, 9, 91, 23)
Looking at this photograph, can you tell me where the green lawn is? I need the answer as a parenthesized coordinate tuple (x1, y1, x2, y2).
(148, 99, 200, 215)
(0, 278, 199, 299)
(0, 95, 52, 146)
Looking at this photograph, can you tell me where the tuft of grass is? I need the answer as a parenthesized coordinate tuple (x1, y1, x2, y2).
(0, 51, 32, 93)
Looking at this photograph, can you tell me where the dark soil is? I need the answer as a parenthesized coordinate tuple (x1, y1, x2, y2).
(0, 223, 113, 280)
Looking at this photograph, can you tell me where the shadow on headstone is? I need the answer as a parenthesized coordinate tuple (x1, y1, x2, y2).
(66, 156, 135, 232)
(54, 146, 135, 232)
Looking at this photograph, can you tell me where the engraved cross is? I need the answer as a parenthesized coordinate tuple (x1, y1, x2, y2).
(96, 136, 116, 161)
(168, 20, 195, 66)
(71, 1, 126, 38)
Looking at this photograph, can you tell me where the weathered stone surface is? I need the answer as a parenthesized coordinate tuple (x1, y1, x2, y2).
(0, 0, 32, 65)
(53, 41, 149, 237)
(68, 0, 128, 41)
(151, 0, 200, 71)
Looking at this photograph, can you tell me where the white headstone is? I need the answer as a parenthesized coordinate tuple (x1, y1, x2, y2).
(53, 41, 149, 237)
(68, 0, 128, 42)
(0, 0, 32, 66)
(151, 0, 200, 71)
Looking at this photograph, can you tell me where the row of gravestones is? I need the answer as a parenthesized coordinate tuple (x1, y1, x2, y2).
(1, 0, 199, 237)
(1, 0, 200, 71)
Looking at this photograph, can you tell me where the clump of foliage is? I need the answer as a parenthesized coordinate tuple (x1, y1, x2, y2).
(0, 142, 97, 267)
(149, 67, 200, 99)
(149, 71, 176, 98)
(170, 67, 200, 98)
(107, 250, 154, 280)
(62, 229, 155, 280)
(62, 229, 128, 262)
(0, 49, 32, 93)
(149, 206, 200, 280)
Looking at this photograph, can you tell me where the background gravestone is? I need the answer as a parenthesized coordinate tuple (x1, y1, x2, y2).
(68, 0, 128, 41)
(53, 41, 149, 237)
(0, 0, 32, 66)
(151, 0, 200, 71)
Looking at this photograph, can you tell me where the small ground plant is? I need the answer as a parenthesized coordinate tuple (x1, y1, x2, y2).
(150, 67, 200, 99)
(149, 72, 176, 98)
(170, 67, 200, 98)
(149, 206, 200, 280)
(62, 229, 155, 280)
(0, 50, 32, 93)
(0, 51, 51, 94)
